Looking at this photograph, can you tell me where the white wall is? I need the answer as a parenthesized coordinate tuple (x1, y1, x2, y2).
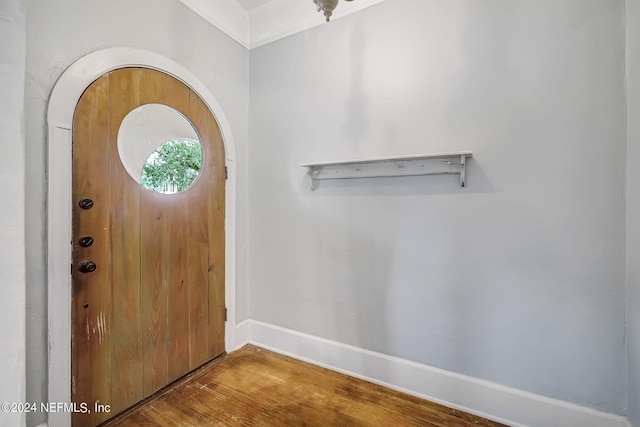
(249, 0, 627, 414)
(25, 1, 249, 425)
(627, 0, 640, 424)
(0, 0, 27, 426)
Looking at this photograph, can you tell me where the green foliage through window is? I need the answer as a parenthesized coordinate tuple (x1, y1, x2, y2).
(141, 139, 203, 193)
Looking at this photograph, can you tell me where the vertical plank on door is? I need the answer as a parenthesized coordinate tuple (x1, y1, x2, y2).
(108, 68, 143, 412)
(139, 69, 170, 397)
(72, 74, 112, 427)
(209, 136, 226, 358)
(163, 75, 192, 382)
(140, 191, 169, 397)
(166, 196, 190, 382)
(187, 92, 212, 369)
(192, 93, 226, 358)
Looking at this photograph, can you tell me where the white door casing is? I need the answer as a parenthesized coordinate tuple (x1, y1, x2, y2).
(47, 47, 238, 427)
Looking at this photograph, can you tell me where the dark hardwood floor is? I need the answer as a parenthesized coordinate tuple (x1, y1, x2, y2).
(103, 345, 506, 426)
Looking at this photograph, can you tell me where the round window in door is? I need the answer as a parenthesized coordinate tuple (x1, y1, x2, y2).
(117, 103, 204, 193)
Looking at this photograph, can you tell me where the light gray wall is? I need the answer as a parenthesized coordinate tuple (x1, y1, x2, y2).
(0, 0, 27, 426)
(249, 0, 627, 414)
(25, 1, 249, 425)
(627, 0, 640, 424)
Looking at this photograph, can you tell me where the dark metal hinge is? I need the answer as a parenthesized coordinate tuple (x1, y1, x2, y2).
(224, 307, 228, 322)
(71, 263, 73, 276)
(225, 166, 228, 180)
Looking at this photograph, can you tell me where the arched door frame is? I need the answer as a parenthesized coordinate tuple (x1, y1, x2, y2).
(47, 47, 237, 427)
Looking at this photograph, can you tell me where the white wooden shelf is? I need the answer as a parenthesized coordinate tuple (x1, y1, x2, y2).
(301, 151, 472, 190)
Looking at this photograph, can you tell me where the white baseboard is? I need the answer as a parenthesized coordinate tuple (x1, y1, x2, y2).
(236, 319, 630, 427)
(234, 318, 250, 350)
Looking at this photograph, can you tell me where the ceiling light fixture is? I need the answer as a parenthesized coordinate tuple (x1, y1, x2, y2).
(313, 0, 354, 22)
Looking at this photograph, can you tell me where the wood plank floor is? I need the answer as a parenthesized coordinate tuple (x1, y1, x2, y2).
(103, 345, 506, 426)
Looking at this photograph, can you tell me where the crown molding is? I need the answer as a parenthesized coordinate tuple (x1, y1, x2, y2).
(179, 0, 389, 50)
(179, 0, 250, 49)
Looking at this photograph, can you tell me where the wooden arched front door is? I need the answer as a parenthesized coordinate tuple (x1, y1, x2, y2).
(71, 68, 225, 426)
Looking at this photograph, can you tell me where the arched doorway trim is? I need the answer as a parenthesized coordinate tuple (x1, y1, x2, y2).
(47, 47, 237, 427)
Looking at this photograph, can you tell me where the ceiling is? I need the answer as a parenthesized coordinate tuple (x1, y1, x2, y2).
(179, 0, 388, 49)
(234, 0, 274, 10)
